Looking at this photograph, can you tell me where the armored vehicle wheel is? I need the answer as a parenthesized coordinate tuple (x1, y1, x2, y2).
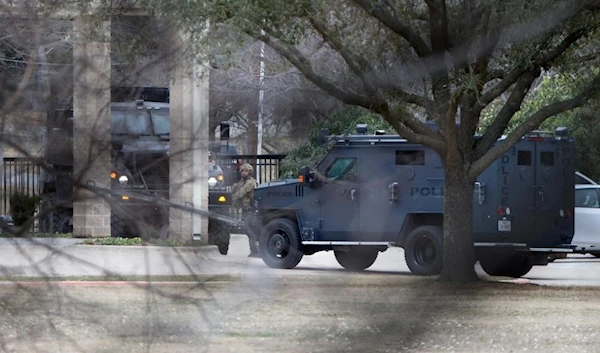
(259, 218, 303, 269)
(404, 225, 443, 276)
(208, 219, 230, 255)
(334, 247, 379, 271)
(479, 254, 533, 278)
(111, 213, 130, 237)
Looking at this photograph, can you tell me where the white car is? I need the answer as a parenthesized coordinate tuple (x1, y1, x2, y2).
(572, 184, 600, 254)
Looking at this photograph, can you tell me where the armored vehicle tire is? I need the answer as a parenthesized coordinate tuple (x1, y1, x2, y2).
(111, 213, 129, 237)
(479, 254, 533, 278)
(334, 247, 379, 271)
(404, 225, 443, 276)
(208, 219, 230, 255)
(259, 218, 303, 269)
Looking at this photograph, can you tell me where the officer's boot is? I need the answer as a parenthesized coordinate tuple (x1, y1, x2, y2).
(248, 239, 260, 257)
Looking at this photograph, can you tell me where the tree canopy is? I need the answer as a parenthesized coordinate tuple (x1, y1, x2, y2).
(58, 0, 600, 282)
(143, 0, 600, 282)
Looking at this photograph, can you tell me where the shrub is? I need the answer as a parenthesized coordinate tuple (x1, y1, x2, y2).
(9, 192, 42, 227)
(279, 107, 393, 178)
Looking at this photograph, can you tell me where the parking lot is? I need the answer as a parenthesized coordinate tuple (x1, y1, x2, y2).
(1, 235, 600, 287)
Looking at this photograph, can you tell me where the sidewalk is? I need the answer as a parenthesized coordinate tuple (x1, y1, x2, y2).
(0, 235, 262, 278)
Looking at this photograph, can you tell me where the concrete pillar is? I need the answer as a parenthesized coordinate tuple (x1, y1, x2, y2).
(72, 17, 112, 237)
(169, 31, 209, 244)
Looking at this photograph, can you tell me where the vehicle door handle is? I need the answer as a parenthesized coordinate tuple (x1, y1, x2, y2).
(350, 189, 356, 200)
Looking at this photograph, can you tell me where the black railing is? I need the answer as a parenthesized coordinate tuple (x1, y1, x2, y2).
(213, 154, 287, 186)
(1, 154, 287, 233)
(213, 154, 287, 231)
(2, 158, 42, 231)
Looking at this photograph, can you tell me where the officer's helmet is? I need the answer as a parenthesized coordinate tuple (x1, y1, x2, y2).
(240, 163, 253, 173)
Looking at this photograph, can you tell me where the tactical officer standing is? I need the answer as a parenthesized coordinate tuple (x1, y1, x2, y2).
(232, 163, 259, 257)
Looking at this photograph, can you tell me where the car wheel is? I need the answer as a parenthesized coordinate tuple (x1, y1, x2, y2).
(479, 254, 534, 278)
(404, 225, 443, 276)
(110, 212, 129, 237)
(259, 218, 303, 269)
(334, 247, 379, 271)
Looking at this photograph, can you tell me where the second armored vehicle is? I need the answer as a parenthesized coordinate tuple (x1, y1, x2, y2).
(246, 124, 576, 278)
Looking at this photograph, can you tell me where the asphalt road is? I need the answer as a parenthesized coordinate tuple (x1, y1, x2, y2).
(1, 235, 600, 286)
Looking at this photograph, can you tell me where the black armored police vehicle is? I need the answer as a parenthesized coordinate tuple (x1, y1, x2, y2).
(247, 123, 576, 278)
(40, 87, 236, 252)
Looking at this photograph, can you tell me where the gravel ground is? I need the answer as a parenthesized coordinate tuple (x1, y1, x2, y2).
(0, 275, 599, 353)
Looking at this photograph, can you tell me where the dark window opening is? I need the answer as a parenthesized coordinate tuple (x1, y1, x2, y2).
(326, 158, 358, 180)
(575, 189, 600, 208)
(540, 151, 554, 166)
(396, 150, 425, 165)
(518, 151, 532, 166)
(576, 175, 592, 185)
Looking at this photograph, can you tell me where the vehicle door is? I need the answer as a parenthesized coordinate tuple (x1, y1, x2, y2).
(511, 142, 537, 244)
(573, 187, 600, 247)
(534, 141, 566, 246)
(317, 149, 361, 241)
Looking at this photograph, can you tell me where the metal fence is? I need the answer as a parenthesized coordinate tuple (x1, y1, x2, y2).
(0, 154, 287, 233)
(1, 158, 43, 231)
(213, 154, 287, 230)
(213, 154, 287, 185)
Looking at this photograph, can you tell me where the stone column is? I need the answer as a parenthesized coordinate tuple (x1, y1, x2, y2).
(169, 31, 209, 244)
(72, 17, 111, 237)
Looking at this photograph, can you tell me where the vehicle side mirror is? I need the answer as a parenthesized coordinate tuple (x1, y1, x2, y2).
(299, 166, 312, 186)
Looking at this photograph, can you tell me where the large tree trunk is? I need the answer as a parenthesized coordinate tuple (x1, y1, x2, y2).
(439, 162, 479, 282)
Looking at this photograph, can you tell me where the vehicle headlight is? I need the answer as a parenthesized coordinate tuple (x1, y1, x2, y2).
(208, 177, 217, 187)
(118, 175, 129, 185)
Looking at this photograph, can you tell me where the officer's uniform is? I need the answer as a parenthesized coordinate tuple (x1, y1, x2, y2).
(232, 163, 259, 256)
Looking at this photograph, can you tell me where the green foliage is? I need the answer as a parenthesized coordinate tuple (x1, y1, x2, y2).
(479, 70, 600, 182)
(81, 237, 190, 246)
(279, 107, 393, 178)
(82, 237, 143, 246)
(9, 192, 42, 227)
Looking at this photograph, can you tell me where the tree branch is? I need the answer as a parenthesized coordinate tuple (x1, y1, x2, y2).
(3, 49, 38, 112)
(253, 31, 374, 108)
(254, 29, 441, 142)
(308, 16, 378, 94)
(351, 0, 431, 57)
(379, 104, 446, 153)
(476, 29, 586, 110)
(473, 68, 541, 160)
(425, 0, 449, 53)
(382, 86, 436, 113)
(469, 73, 600, 179)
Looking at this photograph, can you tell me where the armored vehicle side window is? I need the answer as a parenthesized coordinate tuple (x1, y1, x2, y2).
(575, 189, 600, 208)
(151, 110, 169, 135)
(112, 110, 152, 135)
(540, 151, 554, 166)
(396, 150, 424, 165)
(326, 158, 357, 180)
(518, 151, 532, 166)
